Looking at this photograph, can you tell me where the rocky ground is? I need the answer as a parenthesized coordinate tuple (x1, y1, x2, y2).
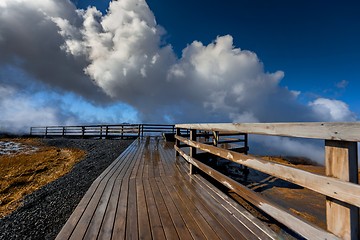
(0, 138, 132, 240)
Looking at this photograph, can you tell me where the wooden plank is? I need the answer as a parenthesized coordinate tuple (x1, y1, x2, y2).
(149, 178, 179, 240)
(112, 141, 145, 240)
(152, 151, 160, 178)
(69, 166, 121, 239)
(189, 170, 277, 240)
(176, 135, 360, 208)
(83, 171, 117, 239)
(136, 178, 152, 239)
(171, 152, 276, 240)
(154, 178, 193, 239)
(167, 175, 231, 240)
(325, 140, 359, 240)
(175, 146, 339, 240)
(169, 162, 256, 240)
(164, 150, 254, 240)
(143, 179, 166, 239)
(130, 140, 144, 179)
(56, 142, 137, 240)
(176, 122, 360, 141)
(98, 141, 141, 239)
(126, 178, 138, 239)
(55, 141, 135, 238)
(88, 140, 140, 239)
(158, 152, 234, 240)
(159, 176, 207, 239)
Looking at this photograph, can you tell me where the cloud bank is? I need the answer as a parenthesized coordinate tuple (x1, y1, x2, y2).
(0, 0, 357, 162)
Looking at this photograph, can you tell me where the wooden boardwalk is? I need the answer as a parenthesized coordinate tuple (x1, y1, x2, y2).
(56, 138, 277, 240)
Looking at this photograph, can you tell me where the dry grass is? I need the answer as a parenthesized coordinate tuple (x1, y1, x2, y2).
(0, 138, 85, 218)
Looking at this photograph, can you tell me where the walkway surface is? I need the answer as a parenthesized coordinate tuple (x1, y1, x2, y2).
(56, 138, 277, 240)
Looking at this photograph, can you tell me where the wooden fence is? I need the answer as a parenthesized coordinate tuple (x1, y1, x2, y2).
(30, 124, 176, 139)
(175, 122, 360, 240)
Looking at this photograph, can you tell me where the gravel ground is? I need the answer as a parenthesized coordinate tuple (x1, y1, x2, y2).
(0, 138, 133, 240)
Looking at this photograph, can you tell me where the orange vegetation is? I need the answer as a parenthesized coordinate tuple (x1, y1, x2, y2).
(0, 138, 85, 218)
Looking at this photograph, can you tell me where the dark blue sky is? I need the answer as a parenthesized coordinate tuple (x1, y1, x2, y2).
(73, 0, 360, 114)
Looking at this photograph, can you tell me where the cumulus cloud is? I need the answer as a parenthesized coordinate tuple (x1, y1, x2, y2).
(0, 0, 357, 161)
(0, 0, 109, 101)
(309, 98, 356, 121)
(56, 0, 318, 123)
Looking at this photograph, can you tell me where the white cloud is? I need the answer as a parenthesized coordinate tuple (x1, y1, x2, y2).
(0, 0, 357, 161)
(0, 85, 61, 133)
(309, 98, 356, 121)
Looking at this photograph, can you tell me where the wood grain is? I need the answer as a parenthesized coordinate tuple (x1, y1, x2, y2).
(176, 135, 360, 208)
(325, 140, 359, 240)
(176, 122, 360, 141)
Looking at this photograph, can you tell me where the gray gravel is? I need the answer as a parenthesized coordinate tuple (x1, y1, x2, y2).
(0, 138, 133, 240)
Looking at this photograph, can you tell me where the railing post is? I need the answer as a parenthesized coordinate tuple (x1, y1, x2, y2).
(189, 129, 197, 175)
(138, 125, 141, 138)
(45, 127, 48, 138)
(121, 125, 124, 139)
(325, 140, 359, 239)
(213, 131, 219, 146)
(105, 126, 109, 139)
(175, 128, 181, 157)
(81, 126, 85, 138)
(141, 125, 144, 138)
(62, 127, 65, 137)
(243, 133, 249, 179)
(30, 127, 33, 136)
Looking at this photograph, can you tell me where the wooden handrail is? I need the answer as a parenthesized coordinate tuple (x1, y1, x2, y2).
(175, 122, 359, 240)
(175, 145, 339, 240)
(176, 135, 360, 208)
(29, 124, 176, 138)
(176, 122, 360, 141)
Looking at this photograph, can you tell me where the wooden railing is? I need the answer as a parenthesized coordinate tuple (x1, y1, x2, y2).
(30, 124, 176, 139)
(175, 122, 360, 240)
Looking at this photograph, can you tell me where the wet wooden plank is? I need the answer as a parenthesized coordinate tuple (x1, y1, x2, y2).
(161, 148, 241, 240)
(161, 175, 222, 240)
(159, 176, 206, 239)
(149, 178, 179, 240)
(98, 141, 144, 239)
(87, 140, 142, 239)
(112, 141, 145, 240)
(154, 177, 194, 239)
(169, 150, 277, 240)
(68, 145, 138, 240)
(55, 141, 137, 240)
(159, 145, 234, 240)
(136, 178, 152, 239)
(143, 179, 166, 239)
(57, 138, 278, 240)
(126, 178, 138, 239)
(176, 146, 338, 240)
